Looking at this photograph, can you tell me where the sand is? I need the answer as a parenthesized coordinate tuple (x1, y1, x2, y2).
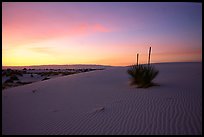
(2, 62, 202, 135)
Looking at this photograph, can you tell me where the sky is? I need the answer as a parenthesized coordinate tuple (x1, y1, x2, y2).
(2, 2, 202, 66)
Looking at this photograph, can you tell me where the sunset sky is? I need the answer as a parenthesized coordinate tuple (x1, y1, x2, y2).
(2, 2, 202, 66)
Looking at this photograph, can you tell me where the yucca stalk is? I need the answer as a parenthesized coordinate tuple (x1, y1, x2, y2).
(136, 53, 139, 66)
(148, 47, 151, 67)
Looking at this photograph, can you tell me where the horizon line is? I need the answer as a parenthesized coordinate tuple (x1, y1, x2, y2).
(2, 61, 202, 68)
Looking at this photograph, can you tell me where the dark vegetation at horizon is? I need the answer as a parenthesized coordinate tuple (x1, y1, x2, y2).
(2, 68, 105, 90)
(2, 64, 111, 69)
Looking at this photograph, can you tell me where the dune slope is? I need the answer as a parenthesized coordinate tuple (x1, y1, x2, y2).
(2, 62, 202, 135)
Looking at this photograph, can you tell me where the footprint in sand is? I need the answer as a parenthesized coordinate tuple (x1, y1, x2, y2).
(52, 109, 59, 112)
(48, 109, 60, 113)
(89, 106, 105, 114)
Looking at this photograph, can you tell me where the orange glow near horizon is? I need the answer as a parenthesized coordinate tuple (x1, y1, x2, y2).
(2, 3, 202, 66)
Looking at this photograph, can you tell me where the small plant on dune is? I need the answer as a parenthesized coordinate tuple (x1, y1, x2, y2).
(42, 77, 50, 81)
(10, 75, 19, 81)
(4, 78, 14, 83)
(127, 64, 159, 88)
(127, 47, 159, 88)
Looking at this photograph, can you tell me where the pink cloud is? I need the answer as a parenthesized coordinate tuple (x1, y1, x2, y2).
(3, 3, 112, 47)
(3, 21, 111, 47)
(93, 24, 110, 32)
(72, 23, 111, 35)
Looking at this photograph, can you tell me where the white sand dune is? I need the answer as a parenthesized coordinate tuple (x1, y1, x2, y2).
(2, 62, 202, 135)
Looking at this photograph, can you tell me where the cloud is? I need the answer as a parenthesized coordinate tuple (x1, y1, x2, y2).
(3, 3, 113, 48)
(3, 21, 111, 48)
(70, 23, 111, 35)
(29, 47, 53, 54)
(93, 24, 110, 32)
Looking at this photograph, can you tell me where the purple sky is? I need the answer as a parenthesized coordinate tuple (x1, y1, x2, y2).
(2, 2, 202, 66)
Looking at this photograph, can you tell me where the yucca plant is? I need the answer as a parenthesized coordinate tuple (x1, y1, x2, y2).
(127, 64, 159, 88)
(128, 47, 159, 88)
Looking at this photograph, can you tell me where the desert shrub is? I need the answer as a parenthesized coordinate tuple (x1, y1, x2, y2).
(2, 83, 6, 89)
(40, 72, 59, 76)
(14, 70, 23, 76)
(42, 77, 50, 81)
(4, 78, 14, 83)
(62, 72, 76, 76)
(127, 64, 159, 88)
(3, 69, 23, 77)
(10, 75, 19, 81)
(4, 69, 12, 77)
(16, 81, 32, 85)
